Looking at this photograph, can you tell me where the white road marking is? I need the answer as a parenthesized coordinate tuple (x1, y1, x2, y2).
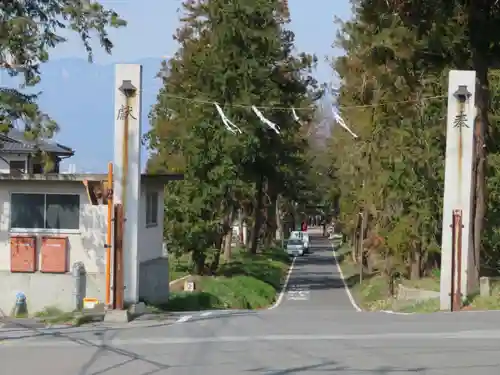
(268, 256, 297, 310)
(332, 245, 416, 315)
(331, 245, 362, 312)
(286, 284, 310, 301)
(200, 312, 212, 317)
(176, 315, 192, 323)
(3, 330, 500, 348)
(381, 310, 413, 315)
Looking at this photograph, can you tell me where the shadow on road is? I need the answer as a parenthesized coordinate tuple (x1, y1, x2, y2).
(285, 275, 345, 290)
(248, 362, 427, 374)
(0, 316, 177, 338)
(296, 252, 345, 265)
(286, 241, 349, 292)
(0, 320, 173, 375)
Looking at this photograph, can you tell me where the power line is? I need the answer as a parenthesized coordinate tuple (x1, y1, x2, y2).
(146, 90, 447, 111)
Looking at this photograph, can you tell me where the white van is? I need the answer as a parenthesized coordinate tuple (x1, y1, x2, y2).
(286, 238, 305, 257)
(289, 231, 309, 253)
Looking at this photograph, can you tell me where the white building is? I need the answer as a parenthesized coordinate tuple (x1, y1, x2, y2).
(0, 128, 181, 314)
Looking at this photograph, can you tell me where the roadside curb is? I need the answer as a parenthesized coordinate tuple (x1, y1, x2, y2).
(169, 274, 191, 286)
(268, 256, 297, 310)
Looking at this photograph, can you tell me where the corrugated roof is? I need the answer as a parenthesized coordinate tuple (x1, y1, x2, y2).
(0, 128, 74, 156)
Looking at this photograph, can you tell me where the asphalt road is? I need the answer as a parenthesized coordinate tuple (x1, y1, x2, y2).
(2, 231, 500, 374)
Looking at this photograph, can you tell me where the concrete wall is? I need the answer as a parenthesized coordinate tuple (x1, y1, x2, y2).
(139, 258, 169, 304)
(137, 187, 164, 263)
(137, 187, 168, 304)
(0, 180, 107, 314)
(0, 180, 168, 314)
(397, 285, 440, 302)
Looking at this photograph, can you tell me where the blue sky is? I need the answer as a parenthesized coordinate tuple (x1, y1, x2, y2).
(53, 0, 351, 82)
(48, 0, 352, 171)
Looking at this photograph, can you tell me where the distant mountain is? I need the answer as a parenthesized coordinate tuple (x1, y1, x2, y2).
(1, 58, 165, 172)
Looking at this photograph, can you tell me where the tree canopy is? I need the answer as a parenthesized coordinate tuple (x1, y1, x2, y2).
(0, 0, 126, 138)
(146, 0, 321, 272)
(146, 0, 500, 290)
(327, 0, 500, 285)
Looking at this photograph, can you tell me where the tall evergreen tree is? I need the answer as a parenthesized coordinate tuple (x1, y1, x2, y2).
(332, 0, 448, 281)
(331, 0, 500, 289)
(147, 0, 319, 271)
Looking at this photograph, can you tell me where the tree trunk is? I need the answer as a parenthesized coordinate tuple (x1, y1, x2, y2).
(467, 0, 490, 295)
(352, 214, 359, 264)
(410, 243, 421, 280)
(265, 188, 278, 247)
(250, 174, 264, 254)
(210, 247, 222, 275)
(359, 209, 368, 268)
(192, 250, 206, 275)
(276, 195, 283, 242)
(223, 231, 232, 262)
(237, 208, 244, 245)
(223, 209, 235, 262)
(352, 231, 358, 263)
(470, 102, 486, 291)
(208, 231, 224, 275)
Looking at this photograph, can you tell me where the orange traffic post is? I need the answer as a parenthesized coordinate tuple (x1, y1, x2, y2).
(105, 162, 113, 308)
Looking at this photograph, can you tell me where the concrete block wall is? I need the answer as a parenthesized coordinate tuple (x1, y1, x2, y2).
(0, 271, 105, 315)
(138, 257, 169, 305)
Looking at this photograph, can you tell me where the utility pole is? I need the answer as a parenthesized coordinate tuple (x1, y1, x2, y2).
(113, 64, 142, 307)
(439, 70, 476, 311)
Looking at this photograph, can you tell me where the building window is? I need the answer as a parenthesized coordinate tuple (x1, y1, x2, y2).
(145, 191, 158, 227)
(10, 193, 80, 230)
(9, 160, 26, 176)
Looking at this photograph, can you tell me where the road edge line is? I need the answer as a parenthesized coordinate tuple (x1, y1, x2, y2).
(332, 245, 417, 315)
(268, 256, 297, 310)
(380, 310, 412, 315)
(331, 245, 362, 312)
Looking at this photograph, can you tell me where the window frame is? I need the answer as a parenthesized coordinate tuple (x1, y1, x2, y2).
(9, 192, 81, 234)
(145, 190, 159, 227)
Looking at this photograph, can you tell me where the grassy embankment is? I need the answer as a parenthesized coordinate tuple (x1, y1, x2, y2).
(164, 246, 290, 311)
(336, 246, 500, 312)
(335, 245, 440, 313)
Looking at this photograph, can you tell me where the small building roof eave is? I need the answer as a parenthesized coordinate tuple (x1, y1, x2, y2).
(0, 173, 184, 184)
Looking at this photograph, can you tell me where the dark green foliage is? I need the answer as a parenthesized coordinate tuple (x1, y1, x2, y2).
(147, 0, 320, 269)
(332, 0, 500, 284)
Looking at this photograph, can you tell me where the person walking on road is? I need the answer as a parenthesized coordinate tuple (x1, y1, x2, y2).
(301, 221, 308, 232)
